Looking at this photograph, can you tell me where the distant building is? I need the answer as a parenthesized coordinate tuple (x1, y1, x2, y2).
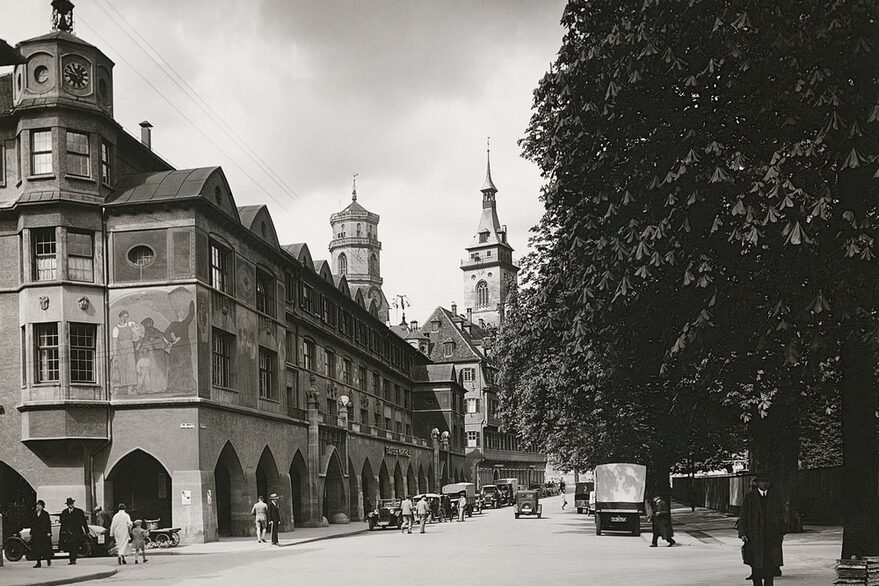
(460, 149, 518, 327)
(328, 179, 390, 323)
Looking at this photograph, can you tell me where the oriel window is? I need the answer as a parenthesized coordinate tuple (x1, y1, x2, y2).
(259, 347, 276, 399)
(69, 323, 96, 383)
(32, 228, 57, 281)
(66, 131, 90, 177)
(66, 231, 94, 282)
(35, 323, 59, 383)
(31, 129, 53, 175)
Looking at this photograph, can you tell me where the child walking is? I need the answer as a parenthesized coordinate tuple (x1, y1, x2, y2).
(131, 520, 149, 564)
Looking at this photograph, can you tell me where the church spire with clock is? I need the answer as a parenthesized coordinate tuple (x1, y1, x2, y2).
(459, 143, 518, 327)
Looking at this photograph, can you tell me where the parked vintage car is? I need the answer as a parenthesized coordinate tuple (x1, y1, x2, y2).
(575, 481, 595, 514)
(514, 490, 543, 519)
(366, 499, 403, 530)
(3, 513, 110, 562)
(480, 484, 500, 508)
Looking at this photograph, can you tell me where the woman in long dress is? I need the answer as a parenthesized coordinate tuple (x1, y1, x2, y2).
(110, 503, 133, 565)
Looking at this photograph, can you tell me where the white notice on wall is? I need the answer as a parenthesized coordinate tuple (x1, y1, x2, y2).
(181, 490, 192, 505)
(206, 489, 212, 505)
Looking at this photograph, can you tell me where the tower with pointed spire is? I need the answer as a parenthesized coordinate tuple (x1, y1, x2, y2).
(460, 143, 518, 327)
(329, 174, 390, 322)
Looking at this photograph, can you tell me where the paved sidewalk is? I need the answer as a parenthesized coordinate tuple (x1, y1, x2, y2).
(0, 522, 368, 585)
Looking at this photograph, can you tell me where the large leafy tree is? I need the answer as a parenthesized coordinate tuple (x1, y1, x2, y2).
(506, 0, 879, 556)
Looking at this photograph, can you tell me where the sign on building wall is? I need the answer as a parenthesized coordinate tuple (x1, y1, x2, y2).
(385, 446, 412, 458)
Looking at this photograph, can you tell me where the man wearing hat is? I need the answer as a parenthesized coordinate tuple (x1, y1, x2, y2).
(267, 493, 281, 546)
(59, 497, 89, 564)
(738, 471, 785, 586)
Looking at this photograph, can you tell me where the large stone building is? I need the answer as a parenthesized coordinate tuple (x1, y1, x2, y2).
(0, 3, 466, 544)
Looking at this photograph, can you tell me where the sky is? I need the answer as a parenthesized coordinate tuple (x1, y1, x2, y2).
(0, 0, 567, 324)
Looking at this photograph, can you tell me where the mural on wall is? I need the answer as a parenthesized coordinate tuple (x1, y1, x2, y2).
(110, 285, 197, 398)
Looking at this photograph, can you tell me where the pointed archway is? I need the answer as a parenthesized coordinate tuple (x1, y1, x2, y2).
(106, 449, 172, 526)
(417, 464, 427, 494)
(290, 451, 308, 528)
(347, 459, 359, 521)
(379, 461, 391, 499)
(256, 447, 282, 502)
(361, 459, 375, 516)
(406, 464, 417, 496)
(0, 461, 37, 538)
(427, 464, 436, 493)
(214, 441, 248, 537)
(322, 449, 347, 523)
(393, 462, 405, 498)
(493, 468, 500, 482)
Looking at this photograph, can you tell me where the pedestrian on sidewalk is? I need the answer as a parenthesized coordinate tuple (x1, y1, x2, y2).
(738, 471, 785, 586)
(400, 496, 414, 534)
(268, 494, 281, 545)
(561, 492, 568, 510)
(110, 503, 132, 565)
(416, 496, 430, 534)
(251, 496, 268, 543)
(131, 520, 149, 564)
(30, 499, 52, 568)
(441, 495, 452, 522)
(93, 506, 111, 530)
(648, 495, 676, 547)
(59, 496, 89, 564)
(457, 493, 467, 522)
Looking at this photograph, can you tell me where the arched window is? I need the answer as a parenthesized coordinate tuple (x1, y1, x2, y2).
(356, 223, 362, 236)
(338, 253, 347, 276)
(476, 280, 489, 308)
(369, 254, 378, 275)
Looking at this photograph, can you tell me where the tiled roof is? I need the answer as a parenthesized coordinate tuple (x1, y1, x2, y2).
(412, 363, 457, 384)
(0, 74, 12, 114)
(108, 167, 220, 205)
(15, 190, 103, 206)
(417, 306, 485, 363)
(20, 30, 96, 50)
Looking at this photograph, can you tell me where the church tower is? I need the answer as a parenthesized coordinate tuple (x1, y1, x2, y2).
(329, 176, 390, 322)
(460, 145, 518, 327)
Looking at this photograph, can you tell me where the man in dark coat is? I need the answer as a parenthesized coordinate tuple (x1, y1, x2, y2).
(60, 497, 90, 564)
(267, 493, 281, 546)
(30, 500, 52, 568)
(738, 471, 785, 586)
(649, 495, 676, 547)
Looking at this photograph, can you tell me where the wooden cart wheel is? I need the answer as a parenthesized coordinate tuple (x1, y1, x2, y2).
(169, 532, 180, 547)
(154, 533, 171, 548)
(144, 535, 154, 549)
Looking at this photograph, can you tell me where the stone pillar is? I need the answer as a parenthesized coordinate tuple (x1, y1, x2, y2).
(431, 428, 441, 493)
(350, 474, 364, 521)
(172, 469, 213, 544)
(373, 475, 381, 509)
(304, 377, 322, 527)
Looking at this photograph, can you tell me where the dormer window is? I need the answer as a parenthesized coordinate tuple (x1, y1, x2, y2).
(479, 231, 489, 243)
(443, 341, 455, 357)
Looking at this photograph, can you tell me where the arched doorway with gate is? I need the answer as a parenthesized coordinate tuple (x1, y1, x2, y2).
(289, 450, 308, 527)
(213, 441, 247, 537)
(106, 449, 172, 527)
(406, 464, 417, 496)
(393, 462, 404, 498)
(0, 461, 37, 539)
(379, 461, 391, 499)
(361, 459, 375, 516)
(322, 449, 347, 523)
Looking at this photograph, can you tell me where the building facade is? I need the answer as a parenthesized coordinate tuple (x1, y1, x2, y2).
(0, 4, 465, 544)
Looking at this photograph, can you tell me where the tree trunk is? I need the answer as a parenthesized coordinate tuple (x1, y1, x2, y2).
(750, 402, 802, 533)
(840, 336, 879, 558)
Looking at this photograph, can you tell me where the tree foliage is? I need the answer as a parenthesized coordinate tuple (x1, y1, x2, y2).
(499, 0, 879, 554)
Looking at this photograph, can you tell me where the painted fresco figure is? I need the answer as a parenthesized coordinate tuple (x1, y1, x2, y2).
(165, 299, 195, 393)
(112, 311, 143, 393)
(139, 317, 169, 393)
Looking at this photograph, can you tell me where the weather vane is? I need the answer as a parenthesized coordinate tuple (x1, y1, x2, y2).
(392, 294, 411, 326)
(352, 172, 358, 201)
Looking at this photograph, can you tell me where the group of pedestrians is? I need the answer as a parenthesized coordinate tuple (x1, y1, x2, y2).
(28, 498, 148, 570)
(399, 492, 468, 534)
(249, 494, 282, 545)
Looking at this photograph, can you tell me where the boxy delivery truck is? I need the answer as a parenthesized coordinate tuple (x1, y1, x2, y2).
(593, 463, 646, 536)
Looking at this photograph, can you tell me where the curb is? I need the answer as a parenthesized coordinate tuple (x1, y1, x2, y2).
(6, 568, 118, 586)
(148, 527, 369, 556)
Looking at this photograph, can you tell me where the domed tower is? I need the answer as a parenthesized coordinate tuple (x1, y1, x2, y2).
(329, 175, 390, 322)
(460, 144, 518, 327)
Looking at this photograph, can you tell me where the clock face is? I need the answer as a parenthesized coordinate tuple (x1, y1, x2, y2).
(63, 62, 89, 89)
